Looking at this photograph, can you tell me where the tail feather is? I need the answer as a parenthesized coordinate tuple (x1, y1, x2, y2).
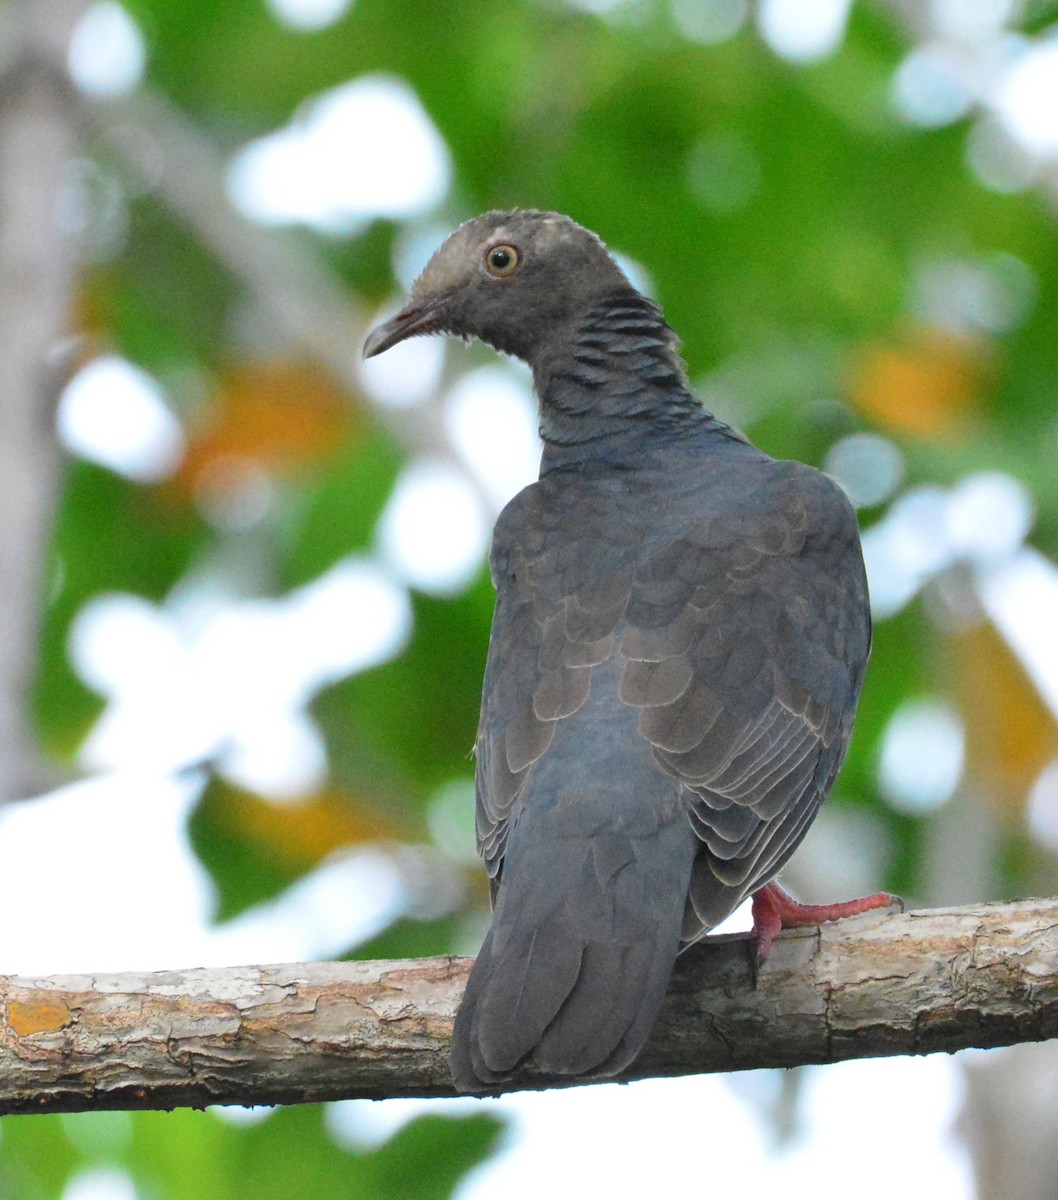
(474, 910, 587, 1076)
(530, 934, 673, 1077)
(450, 817, 697, 1092)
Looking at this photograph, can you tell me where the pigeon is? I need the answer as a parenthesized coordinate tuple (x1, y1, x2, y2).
(364, 210, 898, 1092)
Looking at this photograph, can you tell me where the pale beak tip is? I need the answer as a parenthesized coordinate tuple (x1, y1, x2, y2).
(362, 299, 440, 361)
(362, 325, 389, 360)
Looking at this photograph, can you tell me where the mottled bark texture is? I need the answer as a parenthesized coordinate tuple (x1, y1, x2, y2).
(1, 898, 1055, 1114)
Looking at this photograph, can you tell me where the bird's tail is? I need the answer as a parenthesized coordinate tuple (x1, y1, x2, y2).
(450, 817, 698, 1091)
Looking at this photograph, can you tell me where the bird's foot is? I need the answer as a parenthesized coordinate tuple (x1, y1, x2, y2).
(750, 881, 903, 971)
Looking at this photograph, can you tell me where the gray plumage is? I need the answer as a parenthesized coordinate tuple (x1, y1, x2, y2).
(363, 211, 871, 1091)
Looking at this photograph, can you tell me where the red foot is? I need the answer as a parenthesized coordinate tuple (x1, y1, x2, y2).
(751, 881, 903, 966)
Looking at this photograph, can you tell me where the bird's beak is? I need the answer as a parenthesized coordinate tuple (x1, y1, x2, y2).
(362, 297, 444, 359)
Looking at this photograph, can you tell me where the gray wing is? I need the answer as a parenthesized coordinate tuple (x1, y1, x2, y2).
(474, 460, 871, 937)
(473, 481, 635, 894)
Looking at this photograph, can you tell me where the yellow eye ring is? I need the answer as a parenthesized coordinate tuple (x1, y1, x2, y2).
(485, 243, 520, 277)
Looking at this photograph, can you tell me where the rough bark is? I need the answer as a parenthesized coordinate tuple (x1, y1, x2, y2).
(1, 897, 1055, 1115)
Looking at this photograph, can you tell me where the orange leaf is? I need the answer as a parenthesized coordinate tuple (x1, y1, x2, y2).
(216, 784, 400, 870)
(175, 360, 358, 500)
(953, 621, 1058, 821)
(846, 326, 986, 438)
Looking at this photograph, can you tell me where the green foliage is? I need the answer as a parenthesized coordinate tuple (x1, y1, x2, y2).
(277, 428, 405, 588)
(315, 575, 493, 808)
(188, 775, 302, 920)
(35, 461, 207, 754)
(349, 912, 472, 962)
(0, 1108, 503, 1200)
(129, 1107, 503, 1200)
(110, 192, 243, 370)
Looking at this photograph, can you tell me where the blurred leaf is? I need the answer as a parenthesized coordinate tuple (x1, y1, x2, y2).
(952, 620, 1058, 821)
(834, 598, 938, 895)
(127, 1105, 502, 1200)
(313, 573, 494, 816)
(848, 601, 936, 786)
(0, 1117, 78, 1200)
(354, 1111, 504, 1199)
(1021, 0, 1058, 34)
(323, 218, 400, 301)
(846, 327, 987, 437)
(176, 361, 355, 494)
(102, 192, 241, 370)
(276, 425, 404, 588)
(348, 912, 468, 961)
(34, 461, 208, 756)
(189, 777, 398, 920)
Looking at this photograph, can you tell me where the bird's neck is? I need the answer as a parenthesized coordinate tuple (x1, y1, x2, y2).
(531, 289, 719, 468)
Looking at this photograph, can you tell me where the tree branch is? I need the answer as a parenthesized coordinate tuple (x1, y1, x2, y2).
(0, 0, 88, 803)
(2, 898, 1055, 1115)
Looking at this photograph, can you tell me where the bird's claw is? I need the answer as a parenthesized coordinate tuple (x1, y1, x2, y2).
(749, 881, 904, 982)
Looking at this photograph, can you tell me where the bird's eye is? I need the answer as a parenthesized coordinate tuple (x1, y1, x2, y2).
(485, 244, 520, 277)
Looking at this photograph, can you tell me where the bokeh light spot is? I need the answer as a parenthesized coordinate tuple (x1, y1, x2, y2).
(58, 356, 185, 482)
(378, 460, 489, 594)
(892, 44, 974, 128)
(878, 698, 965, 813)
(359, 322, 446, 409)
(228, 76, 450, 233)
(945, 471, 1033, 564)
(757, 0, 851, 63)
(62, 1168, 138, 1200)
(266, 0, 353, 32)
(992, 38, 1058, 157)
(670, 0, 747, 44)
(68, 1, 146, 97)
(445, 366, 541, 510)
(1027, 760, 1058, 852)
(825, 433, 905, 509)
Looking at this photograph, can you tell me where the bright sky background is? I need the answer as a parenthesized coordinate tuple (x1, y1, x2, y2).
(32, 2, 1058, 1198)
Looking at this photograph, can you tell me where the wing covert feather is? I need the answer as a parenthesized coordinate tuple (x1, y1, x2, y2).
(474, 459, 870, 941)
(621, 463, 871, 939)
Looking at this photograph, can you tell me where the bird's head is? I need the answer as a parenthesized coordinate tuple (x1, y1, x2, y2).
(362, 210, 634, 366)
